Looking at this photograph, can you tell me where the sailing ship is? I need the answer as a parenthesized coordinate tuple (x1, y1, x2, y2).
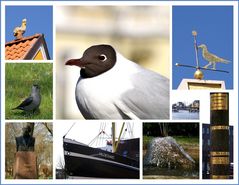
(63, 122, 140, 179)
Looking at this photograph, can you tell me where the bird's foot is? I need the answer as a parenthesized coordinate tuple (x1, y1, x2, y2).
(212, 64, 216, 70)
(33, 108, 40, 115)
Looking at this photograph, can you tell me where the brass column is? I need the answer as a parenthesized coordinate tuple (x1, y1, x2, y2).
(210, 93, 229, 179)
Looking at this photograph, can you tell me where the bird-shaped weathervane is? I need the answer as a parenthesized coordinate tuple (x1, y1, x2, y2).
(13, 18, 27, 39)
(198, 44, 230, 70)
(176, 30, 230, 80)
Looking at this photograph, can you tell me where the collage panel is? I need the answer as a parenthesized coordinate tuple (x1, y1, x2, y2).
(171, 91, 200, 120)
(5, 122, 53, 179)
(143, 122, 199, 179)
(54, 121, 140, 179)
(5, 5, 53, 60)
(172, 6, 233, 90)
(55, 5, 170, 120)
(202, 92, 234, 179)
(5, 63, 53, 120)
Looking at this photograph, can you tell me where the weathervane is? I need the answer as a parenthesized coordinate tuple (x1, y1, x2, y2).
(13, 18, 27, 40)
(175, 30, 229, 80)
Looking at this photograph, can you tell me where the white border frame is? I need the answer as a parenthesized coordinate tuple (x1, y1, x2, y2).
(1, 1, 238, 185)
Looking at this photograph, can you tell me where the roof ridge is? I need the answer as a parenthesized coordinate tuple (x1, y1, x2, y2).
(5, 33, 42, 46)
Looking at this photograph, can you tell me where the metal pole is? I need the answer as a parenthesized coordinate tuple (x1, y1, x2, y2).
(175, 63, 229, 73)
(192, 30, 199, 68)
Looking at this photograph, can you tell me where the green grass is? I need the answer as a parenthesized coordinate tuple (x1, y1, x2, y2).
(143, 136, 154, 149)
(5, 63, 53, 120)
(173, 136, 199, 146)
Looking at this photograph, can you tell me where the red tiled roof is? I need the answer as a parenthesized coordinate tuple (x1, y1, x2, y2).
(5, 34, 42, 60)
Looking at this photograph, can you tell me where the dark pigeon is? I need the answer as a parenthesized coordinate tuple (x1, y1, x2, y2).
(12, 84, 41, 112)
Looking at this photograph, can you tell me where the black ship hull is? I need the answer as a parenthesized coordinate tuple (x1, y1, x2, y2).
(63, 138, 139, 179)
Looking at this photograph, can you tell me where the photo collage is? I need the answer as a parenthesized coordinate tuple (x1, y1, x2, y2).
(1, 1, 238, 184)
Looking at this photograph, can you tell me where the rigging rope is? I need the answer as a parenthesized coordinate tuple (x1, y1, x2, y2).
(88, 122, 111, 147)
(63, 122, 76, 138)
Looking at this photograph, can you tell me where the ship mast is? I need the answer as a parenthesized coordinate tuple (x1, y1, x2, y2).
(112, 122, 116, 153)
(112, 122, 125, 153)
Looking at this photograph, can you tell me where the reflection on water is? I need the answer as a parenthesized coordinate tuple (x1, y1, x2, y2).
(172, 110, 199, 120)
(143, 166, 199, 179)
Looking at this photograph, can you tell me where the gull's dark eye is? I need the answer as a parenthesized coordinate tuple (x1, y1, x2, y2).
(98, 54, 107, 62)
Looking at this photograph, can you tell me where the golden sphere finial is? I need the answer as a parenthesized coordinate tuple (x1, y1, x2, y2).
(192, 30, 197, 36)
(194, 69, 204, 80)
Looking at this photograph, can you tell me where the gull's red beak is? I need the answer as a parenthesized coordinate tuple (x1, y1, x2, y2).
(65, 58, 85, 68)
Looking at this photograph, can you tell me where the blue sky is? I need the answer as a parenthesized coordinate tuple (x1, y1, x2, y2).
(5, 6, 53, 59)
(173, 6, 233, 89)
